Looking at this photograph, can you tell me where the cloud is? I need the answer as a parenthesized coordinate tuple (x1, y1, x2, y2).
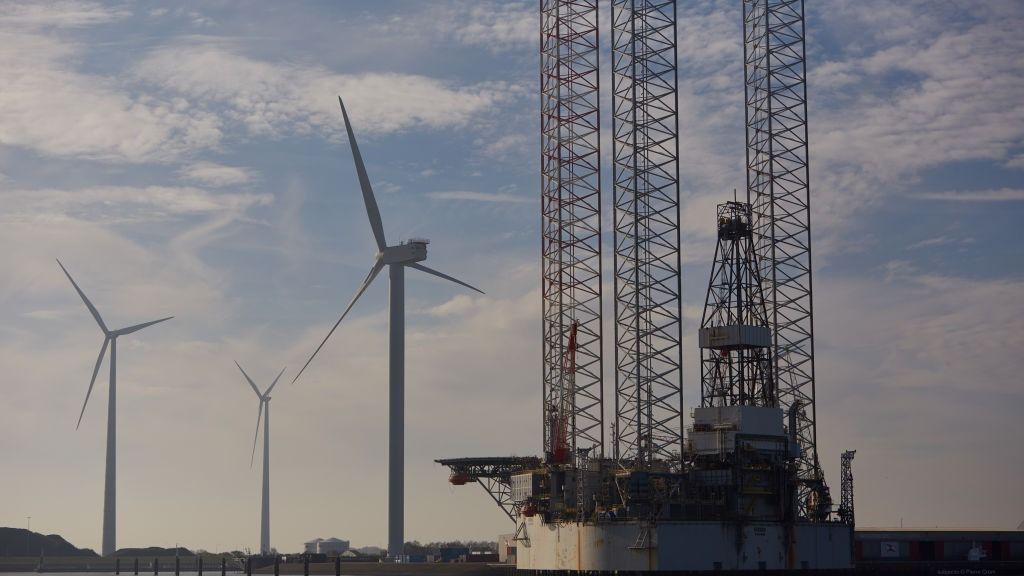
(426, 190, 531, 204)
(132, 43, 521, 139)
(0, 0, 130, 28)
(0, 186, 272, 224)
(811, 2, 1024, 225)
(815, 266, 1024, 528)
(0, 31, 222, 162)
(432, 1, 535, 52)
(179, 162, 258, 187)
(473, 133, 530, 160)
(913, 188, 1024, 202)
(906, 235, 973, 250)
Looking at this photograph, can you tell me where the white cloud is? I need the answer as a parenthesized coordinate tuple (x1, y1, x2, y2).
(179, 161, 257, 187)
(0, 32, 222, 162)
(474, 133, 530, 160)
(815, 267, 1024, 528)
(906, 235, 973, 250)
(914, 188, 1024, 203)
(0, 0, 129, 28)
(132, 43, 521, 139)
(811, 4, 1024, 225)
(433, 1, 535, 52)
(426, 190, 531, 204)
(0, 186, 272, 224)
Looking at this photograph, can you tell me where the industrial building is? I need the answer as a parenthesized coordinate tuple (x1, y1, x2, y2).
(855, 528, 1024, 569)
(302, 537, 349, 556)
(491, 528, 1024, 573)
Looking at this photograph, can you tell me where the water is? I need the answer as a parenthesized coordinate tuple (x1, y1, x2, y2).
(3, 569, 240, 573)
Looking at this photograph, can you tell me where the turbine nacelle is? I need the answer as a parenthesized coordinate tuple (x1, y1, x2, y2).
(381, 239, 429, 265)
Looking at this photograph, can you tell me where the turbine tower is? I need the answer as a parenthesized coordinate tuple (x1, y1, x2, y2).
(57, 259, 172, 557)
(292, 97, 483, 558)
(235, 362, 286, 555)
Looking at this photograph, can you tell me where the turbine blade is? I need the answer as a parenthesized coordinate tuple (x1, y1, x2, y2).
(264, 366, 286, 397)
(408, 263, 485, 294)
(292, 259, 385, 385)
(115, 316, 173, 336)
(250, 401, 264, 468)
(235, 361, 262, 398)
(76, 337, 109, 430)
(338, 96, 386, 251)
(57, 259, 107, 333)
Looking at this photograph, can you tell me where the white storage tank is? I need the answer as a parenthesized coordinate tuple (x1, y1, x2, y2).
(318, 538, 350, 555)
(304, 539, 322, 554)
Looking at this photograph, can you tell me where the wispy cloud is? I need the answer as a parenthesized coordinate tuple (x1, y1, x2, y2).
(906, 235, 974, 250)
(0, 0, 130, 28)
(430, 1, 535, 52)
(179, 162, 257, 188)
(0, 31, 222, 162)
(0, 186, 273, 224)
(426, 190, 531, 204)
(914, 188, 1024, 202)
(132, 43, 522, 139)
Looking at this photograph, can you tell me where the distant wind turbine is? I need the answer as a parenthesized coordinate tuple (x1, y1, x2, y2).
(291, 97, 484, 558)
(235, 362, 285, 556)
(57, 259, 173, 557)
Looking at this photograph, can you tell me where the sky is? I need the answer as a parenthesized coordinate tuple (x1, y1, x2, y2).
(0, 0, 1022, 555)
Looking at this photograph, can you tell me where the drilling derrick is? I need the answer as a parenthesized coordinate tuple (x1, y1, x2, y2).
(699, 201, 775, 408)
(541, 0, 604, 461)
(611, 0, 683, 469)
(742, 0, 828, 519)
(440, 1, 854, 570)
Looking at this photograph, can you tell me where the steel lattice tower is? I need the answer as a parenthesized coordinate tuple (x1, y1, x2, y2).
(540, 0, 604, 461)
(610, 0, 682, 468)
(743, 0, 827, 517)
(699, 201, 775, 408)
(838, 450, 856, 525)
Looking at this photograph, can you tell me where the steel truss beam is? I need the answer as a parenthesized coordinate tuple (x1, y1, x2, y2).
(541, 0, 605, 460)
(611, 0, 683, 468)
(743, 0, 826, 517)
(435, 457, 541, 523)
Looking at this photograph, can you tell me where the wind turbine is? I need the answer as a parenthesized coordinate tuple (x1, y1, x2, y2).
(235, 362, 286, 556)
(292, 97, 484, 558)
(57, 259, 172, 557)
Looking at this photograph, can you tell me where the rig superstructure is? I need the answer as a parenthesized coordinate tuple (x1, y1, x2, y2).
(439, 0, 852, 572)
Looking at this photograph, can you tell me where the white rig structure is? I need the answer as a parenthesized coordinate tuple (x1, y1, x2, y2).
(441, 0, 852, 573)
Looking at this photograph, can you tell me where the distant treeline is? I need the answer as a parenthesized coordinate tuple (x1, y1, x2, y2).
(402, 540, 497, 555)
(0, 528, 97, 557)
(0, 528, 216, 560)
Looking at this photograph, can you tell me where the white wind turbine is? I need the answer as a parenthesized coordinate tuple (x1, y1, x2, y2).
(235, 362, 286, 556)
(57, 259, 173, 557)
(291, 97, 484, 558)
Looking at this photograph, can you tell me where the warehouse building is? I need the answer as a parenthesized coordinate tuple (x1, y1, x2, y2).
(855, 528, 1024, 574)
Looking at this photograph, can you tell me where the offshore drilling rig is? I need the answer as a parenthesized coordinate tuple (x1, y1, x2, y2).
(438, 0, 852, 571)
